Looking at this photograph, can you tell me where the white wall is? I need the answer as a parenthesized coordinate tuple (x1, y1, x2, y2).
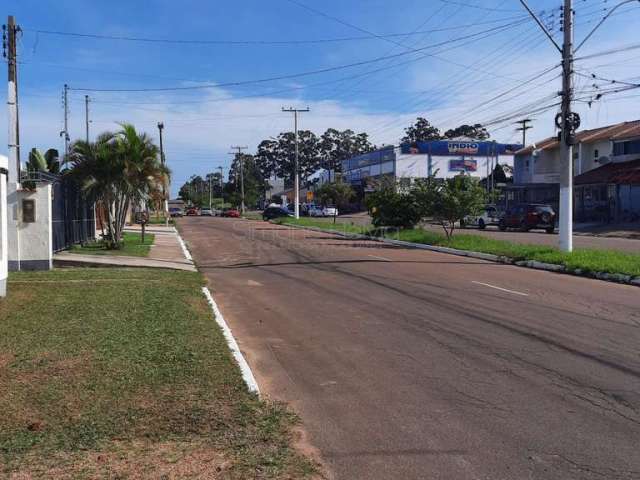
(0, 155, 7, 296)
(8, 184, 53, 271)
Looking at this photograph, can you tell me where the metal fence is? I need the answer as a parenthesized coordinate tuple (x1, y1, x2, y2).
(23, 172, 96, 252)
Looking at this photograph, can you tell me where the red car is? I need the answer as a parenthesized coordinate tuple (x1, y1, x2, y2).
(223, 208, 240, 218)
(499, 204, 556, 233)
(185, 207, 199, 216)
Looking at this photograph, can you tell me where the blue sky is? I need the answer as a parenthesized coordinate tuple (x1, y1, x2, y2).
(3, 0, 640, 195)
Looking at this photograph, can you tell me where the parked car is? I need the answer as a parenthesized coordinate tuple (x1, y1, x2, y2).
(169, 207, 183, 217)
(222, 208, 240, 218)
(201, 208, 213, 216)
(185, 207, 199, 216)
(308, 205, 324, 217)
(262, 206, 293, 221)
(499, 204, 556, 233)
(463, 204, 502, 229)
(323, 205, 338, 217)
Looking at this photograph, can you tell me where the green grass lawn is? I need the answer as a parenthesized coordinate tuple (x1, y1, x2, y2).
(274, 217, 640, 278)
(69, 232, 154, 257)
(0, 268, 315, 479)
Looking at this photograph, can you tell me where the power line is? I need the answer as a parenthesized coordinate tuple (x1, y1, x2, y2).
(22, 15, 529, 45)
(67, 19, 528, 92)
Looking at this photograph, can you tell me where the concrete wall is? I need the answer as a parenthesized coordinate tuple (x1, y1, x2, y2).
(8, 184, 53, 271)
(0, 155, 7, 297)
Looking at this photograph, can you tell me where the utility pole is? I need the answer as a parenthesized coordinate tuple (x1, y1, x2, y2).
(515, 119, 533, 147)
(519, 0, 576, 252)
(84, 95, 90, 143)
(4, 16, 21, 183)
(209, 174, 212, 210)
(157, 122, 169, 227)
(62, 84, 70, 161)
(229, 146, 248, 213)
(282, 107, 310, 219)
(558, 0, 575, 252)
(218, 166, 224, 206)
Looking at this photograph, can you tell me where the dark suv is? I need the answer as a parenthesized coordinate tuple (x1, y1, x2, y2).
(262, 206, 293, 221)
(499, 204, 556, 233)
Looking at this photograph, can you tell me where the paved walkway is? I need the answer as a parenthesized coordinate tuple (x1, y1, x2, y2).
(54, 225, 196, 271)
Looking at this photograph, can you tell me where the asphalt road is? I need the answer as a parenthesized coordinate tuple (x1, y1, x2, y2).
(181, 217, 640, 480)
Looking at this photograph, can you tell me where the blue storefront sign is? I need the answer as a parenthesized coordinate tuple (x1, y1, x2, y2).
(400, 141, 521, 156)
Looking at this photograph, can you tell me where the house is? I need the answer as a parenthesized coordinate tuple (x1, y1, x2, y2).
(509, 120, 640, 222)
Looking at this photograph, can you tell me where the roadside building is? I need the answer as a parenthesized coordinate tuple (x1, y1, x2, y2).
(341, 139, 520, 204)
(510, 120, 640, 222)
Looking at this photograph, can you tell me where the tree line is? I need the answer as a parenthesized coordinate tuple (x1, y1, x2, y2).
(178, 118, 492, 209)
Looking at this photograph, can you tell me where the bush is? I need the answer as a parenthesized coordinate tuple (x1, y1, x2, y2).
(365, 179, 422, 228)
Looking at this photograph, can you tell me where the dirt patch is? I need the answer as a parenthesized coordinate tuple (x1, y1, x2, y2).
(0, 352, 14, 370)
(291, 426, 331, 480)
(6, 440, 230, 479)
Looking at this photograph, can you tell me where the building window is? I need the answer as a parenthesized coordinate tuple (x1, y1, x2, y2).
(594, 149, 599, 159)
(613, 139, 640, 156)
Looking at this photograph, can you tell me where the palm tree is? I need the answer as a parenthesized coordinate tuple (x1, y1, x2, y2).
(68, 132, 125, 249)
(68, 124, 169, 249)
(116, 123, 169, 243)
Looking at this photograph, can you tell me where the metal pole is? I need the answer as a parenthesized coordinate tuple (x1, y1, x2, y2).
(84, 95, 90, 143)
(559, 0, 574, 252)
(218, 166, 224, 207)
(209, 175, 212, 210)
(63, 84, 69, 161)
(157, 122, 168, 227)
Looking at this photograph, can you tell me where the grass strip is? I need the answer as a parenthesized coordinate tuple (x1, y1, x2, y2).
(69, 231, 154, 257)
(274, 217, 640, 278)
(0, 268, 315, 479)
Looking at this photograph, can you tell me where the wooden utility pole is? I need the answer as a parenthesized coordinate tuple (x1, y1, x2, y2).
(229, 146, 248, 213)
(515, 119, 533, 147)
(84, 95, 90, 143)
(62, 84, 70, 161)
(281, 107, 310, 219)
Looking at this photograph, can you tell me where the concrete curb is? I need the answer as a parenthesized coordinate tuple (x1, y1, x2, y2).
(172, 227, 194, 262)
(202, 286, 260, 395)
(275, 222, 640, 288)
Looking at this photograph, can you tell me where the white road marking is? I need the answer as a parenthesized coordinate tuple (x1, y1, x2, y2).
(173, 227, 193, 261)
(247, 279, 263, 286)
(202, 287, 260, 395)
(368, 254, 392, 262)
(471, 281, 529, 296)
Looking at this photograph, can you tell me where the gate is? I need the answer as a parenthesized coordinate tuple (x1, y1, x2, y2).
(50, 174, 96, 252)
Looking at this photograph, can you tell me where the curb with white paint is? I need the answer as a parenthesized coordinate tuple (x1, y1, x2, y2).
(172, 227, 193, 262)
(202, 286, 260, 395)
(275, 222, 640, 288)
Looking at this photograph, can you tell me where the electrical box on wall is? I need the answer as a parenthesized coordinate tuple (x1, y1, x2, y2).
(22, 199, 36, 223)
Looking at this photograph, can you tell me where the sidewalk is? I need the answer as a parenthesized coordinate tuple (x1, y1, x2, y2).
(54, 225, 196, 271)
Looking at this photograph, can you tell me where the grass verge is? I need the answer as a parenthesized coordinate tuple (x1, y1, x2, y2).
(69, 232, 154, 257)
(0, 268, 316, 479)
(274, 217, 640, 278)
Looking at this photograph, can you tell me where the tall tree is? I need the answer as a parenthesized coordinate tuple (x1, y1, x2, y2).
(255, 139, 279, 181)
(401, 117, 441, 144)
(444, 124, 490, 140)
(274, 130, 320, 186)
(319, 128, 374, 179)
(227, 153, 267, 209)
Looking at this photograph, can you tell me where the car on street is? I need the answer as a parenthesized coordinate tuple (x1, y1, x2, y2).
(499, 203, 556, 233)
(201, 208, 214, 216)
(185, 207, 199, 216)
(309, 205, 338, 217)
(169, 207, 183, 217)
(222, 208, 241, 218)
(463, 204, 503, 229)
(262, 206, 293, 221)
